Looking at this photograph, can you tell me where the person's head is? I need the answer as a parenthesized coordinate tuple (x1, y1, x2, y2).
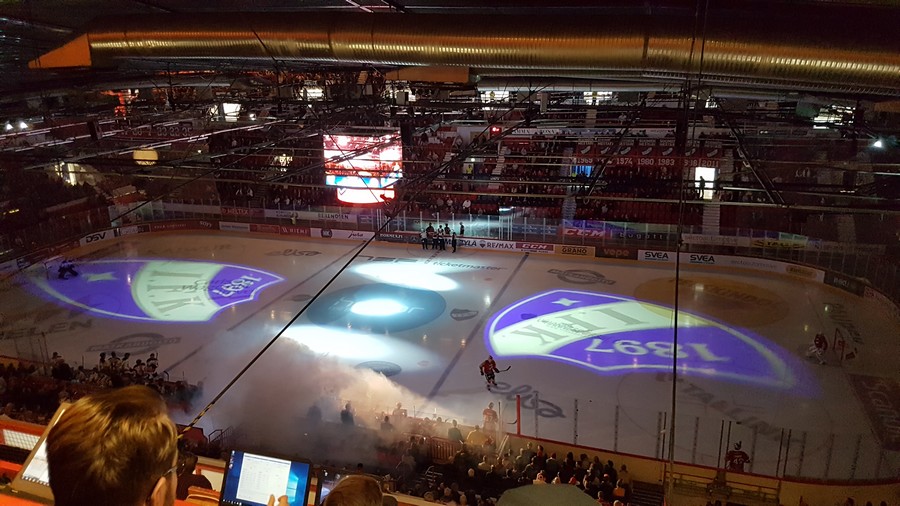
(47, 385, 178, 506)
(488, 402, 494, 409)
(323, 475, 383, 506)
(452, 419, 458, 427)
(181, 452, 199, 475)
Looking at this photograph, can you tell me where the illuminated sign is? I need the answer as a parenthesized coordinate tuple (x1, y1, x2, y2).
(486, 289, 807, 390)
(323, 133, 402, 204)
(33, 260, 283, 322)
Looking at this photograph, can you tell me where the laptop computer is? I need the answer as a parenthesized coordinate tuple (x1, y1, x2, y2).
(219, 449, 312, 506)
(314, 468, 343, 505)
(5, 402, 71, 504)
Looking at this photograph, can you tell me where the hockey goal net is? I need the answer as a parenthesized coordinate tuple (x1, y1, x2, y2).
(831, 327, 858, 364)
(41, 255, 65, 280)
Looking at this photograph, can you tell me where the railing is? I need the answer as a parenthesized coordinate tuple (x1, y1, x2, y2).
(508, 388, 900, 482)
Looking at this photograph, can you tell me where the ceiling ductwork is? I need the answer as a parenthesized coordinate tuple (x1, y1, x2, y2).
(28, 10, 900, 95)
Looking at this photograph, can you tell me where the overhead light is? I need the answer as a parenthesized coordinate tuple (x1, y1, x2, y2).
(17, 121, 27, 130)
(872, 138, 885, 149)
(4, 122, 12, 131)
(249, 113, 256, 120)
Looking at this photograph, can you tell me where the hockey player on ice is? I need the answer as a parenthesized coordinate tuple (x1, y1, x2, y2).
(480, 356, 499, 390)
(805, 332, 828, 365)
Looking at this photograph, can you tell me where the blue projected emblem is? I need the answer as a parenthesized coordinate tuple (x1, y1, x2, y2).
(486, 289, 807, 390)
(34, 260, 284, 322)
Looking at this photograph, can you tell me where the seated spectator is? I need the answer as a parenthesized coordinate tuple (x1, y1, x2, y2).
(46, 385, 178, 506)
(477, 456, 492, 473)
(176, 452, 214, 500)
(323, 475, 383, 506)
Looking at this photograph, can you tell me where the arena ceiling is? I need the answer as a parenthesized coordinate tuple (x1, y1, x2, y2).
(1, 0, 899, 210)
(3, 0, 900, 99)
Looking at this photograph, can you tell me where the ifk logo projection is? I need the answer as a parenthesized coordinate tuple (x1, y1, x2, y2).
(34, 260, 283, 322)
(486, 289, 800, 389)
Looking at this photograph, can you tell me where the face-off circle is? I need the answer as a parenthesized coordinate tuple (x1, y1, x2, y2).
(355, 361, 403, 377)
(307, 283, 446, 332)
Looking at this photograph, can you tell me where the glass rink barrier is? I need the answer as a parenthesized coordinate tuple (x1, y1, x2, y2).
(1, 199, 899, 484)
(508, 388, 900, 482)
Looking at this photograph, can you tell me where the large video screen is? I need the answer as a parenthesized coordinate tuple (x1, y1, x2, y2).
(323, 133, 402, 204)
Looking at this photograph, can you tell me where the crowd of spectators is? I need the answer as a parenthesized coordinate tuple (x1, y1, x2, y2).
(0, 351, 201, 428)
(1, 170, 109, 255)
(294, 401, 633, 505)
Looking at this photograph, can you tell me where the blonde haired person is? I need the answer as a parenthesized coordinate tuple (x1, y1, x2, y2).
(46, 385, 179, 506)
(323, 475, 383, 506)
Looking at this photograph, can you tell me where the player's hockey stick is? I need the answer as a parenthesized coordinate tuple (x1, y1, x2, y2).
(498, 366, 511, 372)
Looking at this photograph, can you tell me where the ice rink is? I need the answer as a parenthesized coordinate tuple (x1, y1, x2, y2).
(1, 231, 898, 480)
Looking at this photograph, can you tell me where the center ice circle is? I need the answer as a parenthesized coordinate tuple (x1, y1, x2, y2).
(307, 283, 446, 332)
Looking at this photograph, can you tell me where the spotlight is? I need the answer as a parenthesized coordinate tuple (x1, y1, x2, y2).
(872, 138, 884, 149)
(17, 121, 27, 130)
(350, 298, 408, 316)
(4, 122, 12, 131)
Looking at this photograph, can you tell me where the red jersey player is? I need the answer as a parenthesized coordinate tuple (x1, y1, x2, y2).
(480, 356, 499, 390)
(725, 441, 750, 471)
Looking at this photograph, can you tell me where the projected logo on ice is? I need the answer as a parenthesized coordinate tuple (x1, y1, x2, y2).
(34, 260, 283, 322)
(486, 289, 804, 390)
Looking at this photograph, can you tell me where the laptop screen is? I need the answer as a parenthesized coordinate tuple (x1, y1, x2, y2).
(316, 469, 343, 505)
(10, 403, 70, 501)
(220, 450, 311, 506)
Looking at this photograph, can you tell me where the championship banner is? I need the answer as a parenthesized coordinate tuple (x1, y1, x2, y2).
(848, 374, 900, 450)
